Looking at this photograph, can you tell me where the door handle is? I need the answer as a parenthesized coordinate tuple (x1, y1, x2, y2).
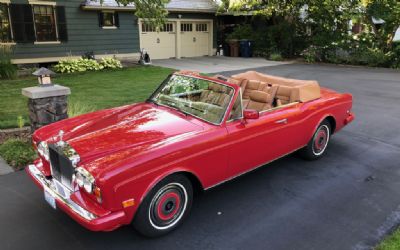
(275, 118, 288, 124)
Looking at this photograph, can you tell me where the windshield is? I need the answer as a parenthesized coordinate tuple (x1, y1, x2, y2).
(151, 74, 235, 124)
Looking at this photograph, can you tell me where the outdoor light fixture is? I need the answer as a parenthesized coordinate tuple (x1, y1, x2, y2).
(32, 67, 55, 87)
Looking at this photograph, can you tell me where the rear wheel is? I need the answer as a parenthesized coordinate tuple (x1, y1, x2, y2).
(133, 175, 193, 237)
(299, 120, 331, 160)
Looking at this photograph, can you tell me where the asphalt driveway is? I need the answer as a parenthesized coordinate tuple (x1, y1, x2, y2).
(1, 63, 400, 250)
(152, 56, 291, 73)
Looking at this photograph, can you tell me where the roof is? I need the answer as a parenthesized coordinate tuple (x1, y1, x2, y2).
(82, 0, 218, 13)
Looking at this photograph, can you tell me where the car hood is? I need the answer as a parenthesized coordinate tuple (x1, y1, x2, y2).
(34, 103, 203, 176)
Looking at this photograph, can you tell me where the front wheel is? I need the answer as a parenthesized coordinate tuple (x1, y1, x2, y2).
(133, 175, 193, 237)
(299, 120, 331, 160)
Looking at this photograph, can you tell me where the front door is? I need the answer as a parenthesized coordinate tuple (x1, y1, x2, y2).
(225, 104, 303, 177)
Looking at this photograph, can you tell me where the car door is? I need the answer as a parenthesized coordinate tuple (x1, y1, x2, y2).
(225, 103, 304, 178)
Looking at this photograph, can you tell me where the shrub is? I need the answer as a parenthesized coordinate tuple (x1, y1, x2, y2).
(302, 46, 321, 63)
(54, 57, 122, 73)
(99, 57, 123, 69)
(269, 52, 283, 61)
(0, 45, 17, 79)
(68, 101, 95, 117)
(226, 24, 254, 41)
(0, 139, 36, 170)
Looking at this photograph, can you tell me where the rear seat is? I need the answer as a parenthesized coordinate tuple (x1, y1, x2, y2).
(231, 71, 321, 108)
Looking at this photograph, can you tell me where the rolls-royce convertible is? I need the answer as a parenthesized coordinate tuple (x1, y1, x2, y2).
(26, 70, 354, 237)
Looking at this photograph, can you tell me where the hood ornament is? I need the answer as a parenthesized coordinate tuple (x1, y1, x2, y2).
(57, 130, 65, 147)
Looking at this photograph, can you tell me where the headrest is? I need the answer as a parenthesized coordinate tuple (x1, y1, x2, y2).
(209, 83, 225, 93)
(247, 80, 261, 90)
(227, 78, 241, 85)
(277, 85, 292, 95)
(249, 91, 269, 103)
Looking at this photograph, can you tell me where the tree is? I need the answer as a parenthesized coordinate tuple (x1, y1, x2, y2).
(96, 0, 170, 27)
(362, 0, 400, 51)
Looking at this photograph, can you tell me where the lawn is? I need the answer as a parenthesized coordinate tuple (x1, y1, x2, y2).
(377, 228, 400, 250)
(0, 66, 174, 129)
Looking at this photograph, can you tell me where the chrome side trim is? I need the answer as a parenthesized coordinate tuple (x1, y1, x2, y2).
(28, 165, 97, 221)
(205, 145, 306, 190)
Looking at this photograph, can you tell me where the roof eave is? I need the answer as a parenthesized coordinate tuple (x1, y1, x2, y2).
(81, 5, 136, 11)
(81, 5, 216, 13)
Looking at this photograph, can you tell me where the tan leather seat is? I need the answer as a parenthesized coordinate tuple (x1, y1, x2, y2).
(200, 83, 230, 107)
(231, 71, 321, 104)
(246, 86, 278, 112)
(276, 85, 295, 106)
(246, 91, 271, 112)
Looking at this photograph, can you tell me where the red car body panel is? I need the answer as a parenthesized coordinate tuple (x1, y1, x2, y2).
(26, 73, 354, 231)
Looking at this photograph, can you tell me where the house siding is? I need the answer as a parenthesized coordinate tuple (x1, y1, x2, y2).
(11, 0, 139, 61)
(7, 0, 217, 62)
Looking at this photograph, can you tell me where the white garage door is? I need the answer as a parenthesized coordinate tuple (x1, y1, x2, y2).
(181, 22, 210, 58)
(140, 22, 176, 59)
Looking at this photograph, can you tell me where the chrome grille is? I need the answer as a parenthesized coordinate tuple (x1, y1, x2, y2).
(49, 144, 75, 190)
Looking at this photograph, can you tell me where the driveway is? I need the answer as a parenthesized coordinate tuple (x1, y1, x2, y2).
(152, 56, 291, 73)
(1, 63, 400, 250)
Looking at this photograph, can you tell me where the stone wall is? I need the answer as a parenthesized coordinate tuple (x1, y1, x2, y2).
(0, 127, 31, 144)
(28, 96, 68, 131)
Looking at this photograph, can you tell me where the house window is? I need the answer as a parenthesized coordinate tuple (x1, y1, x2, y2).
(196, 23, 208, 32)
(0, 3, 13, 43)
(99, 12, 119, 28)
(33, 5, 57, 42)
(8, 4, 67, 43)
(181, 23, 192, 32)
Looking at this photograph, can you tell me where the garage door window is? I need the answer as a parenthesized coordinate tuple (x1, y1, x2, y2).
(196, 23, 208, 32)
(181, 23, 192, 32)
(161, 23, 173, 32)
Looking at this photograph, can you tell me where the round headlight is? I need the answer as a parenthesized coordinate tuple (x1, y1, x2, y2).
(75, 172, 84, 187)
(83, 179, 93, 194)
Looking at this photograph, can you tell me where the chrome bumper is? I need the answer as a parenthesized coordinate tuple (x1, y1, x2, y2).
(28, 164, 97, 221)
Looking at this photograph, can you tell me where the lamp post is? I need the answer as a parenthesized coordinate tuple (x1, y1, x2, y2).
(32, 67, 55, 86)
(22, 68, 71, 131)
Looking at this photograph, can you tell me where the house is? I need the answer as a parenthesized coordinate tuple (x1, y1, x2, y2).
(0, 0, 217, 64)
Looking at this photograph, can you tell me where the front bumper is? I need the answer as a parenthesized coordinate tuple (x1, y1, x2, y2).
(26, 164, 127, 231)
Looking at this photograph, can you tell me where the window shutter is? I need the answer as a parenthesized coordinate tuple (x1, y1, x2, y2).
(56, 6, 68, 42)
(114, 12, 119, 27)
(9, 4, 35, 43)
(98, 12, 104, 27)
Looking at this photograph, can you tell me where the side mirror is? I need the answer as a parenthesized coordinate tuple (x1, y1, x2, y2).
(243, 109, 259, 120)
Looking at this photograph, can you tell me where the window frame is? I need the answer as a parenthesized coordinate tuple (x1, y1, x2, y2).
(0, 2, 14, 44)
(181, 23, 192, 32)
(227, 89, 244, 122)
(32, 4, 59, 43)
(196, 23, 208, 32)
(100, 11, 118, 29)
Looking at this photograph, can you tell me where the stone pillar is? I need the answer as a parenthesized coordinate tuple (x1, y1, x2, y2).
(22, 85, 71, 131)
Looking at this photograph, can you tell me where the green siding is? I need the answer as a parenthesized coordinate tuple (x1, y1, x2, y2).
(9, 0, 217, 61)
(12, 0, 139, 60)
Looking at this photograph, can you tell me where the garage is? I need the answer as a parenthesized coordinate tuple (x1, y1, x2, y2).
(139, 22, 177, 60)
(139, 19, 213, 59)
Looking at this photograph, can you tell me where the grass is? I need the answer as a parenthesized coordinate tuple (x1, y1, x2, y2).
(0, 139, 36, 170)
(0, 66, 174, 129)
(376, 228, 400, 250)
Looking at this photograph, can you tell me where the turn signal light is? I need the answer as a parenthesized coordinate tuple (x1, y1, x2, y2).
(94, 187, 102, 203)
(122, 199, 135, 208)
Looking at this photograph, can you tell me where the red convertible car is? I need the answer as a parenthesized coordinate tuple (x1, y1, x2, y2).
(26, 70, 354, 237)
